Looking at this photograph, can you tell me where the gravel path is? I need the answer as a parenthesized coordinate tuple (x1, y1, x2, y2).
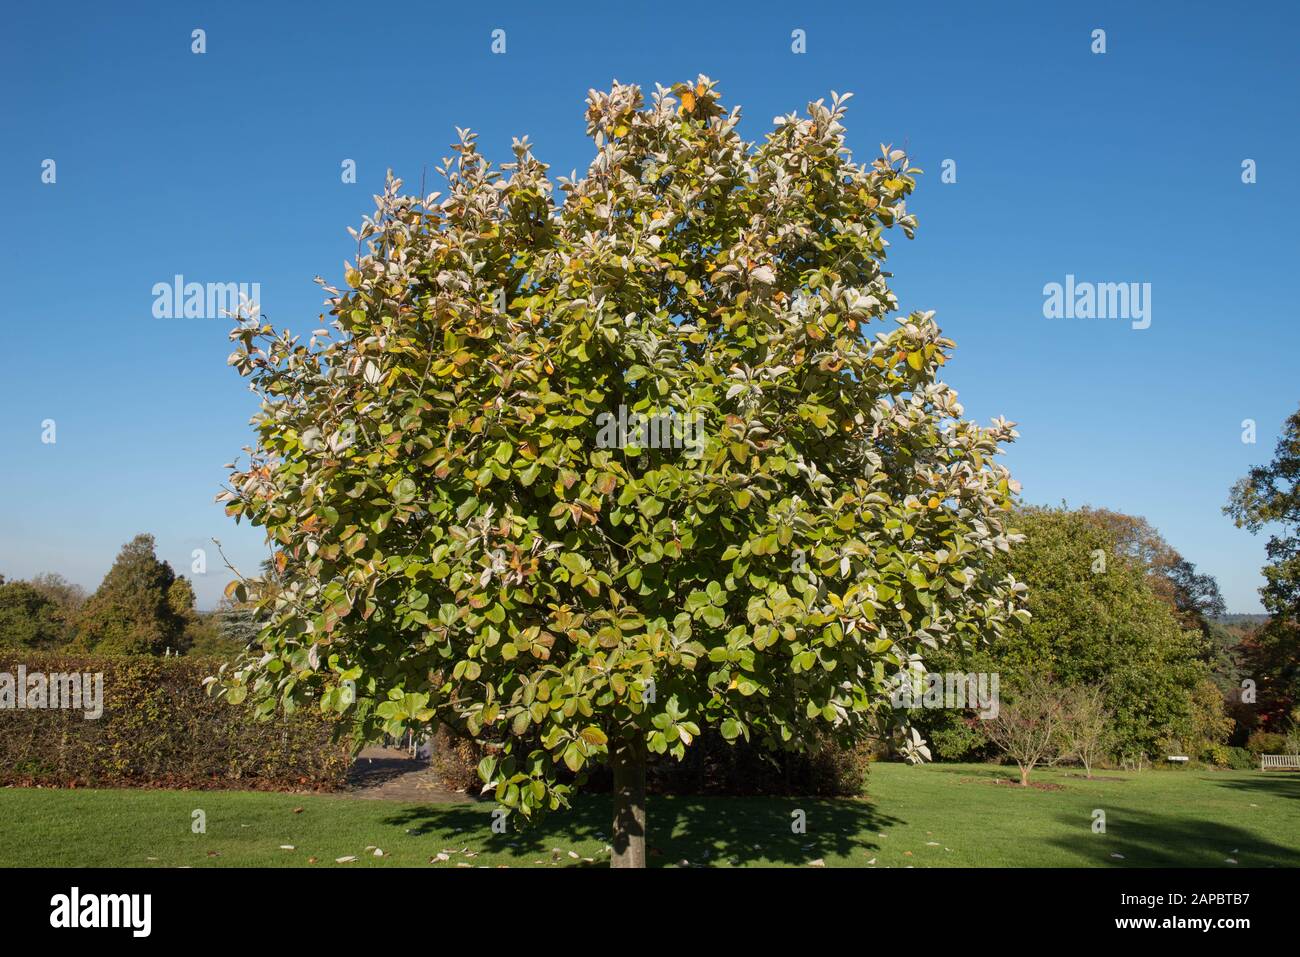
(345, 745, 475, 803)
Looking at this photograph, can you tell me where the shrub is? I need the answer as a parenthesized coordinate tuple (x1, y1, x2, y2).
(1202, 742, 1232, 768)
(1225, 746, 1255, 770)
(428, 723, 869, 797)
(1245, 730, 1288, 756)
(427, 723, 486, 792)
(0, 652, 350, 790)
(641, 730, 871, 797)
(926, 717, 993, 762)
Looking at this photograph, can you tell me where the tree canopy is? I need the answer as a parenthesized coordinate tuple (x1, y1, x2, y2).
(1226, 403, 1300, 726)
(1227, 404, 1300, 620)
(914, 506, 1221, 761)
(76, 534, 196, 656)
(0, 579, 69, 649)
(214, 77, 1026, 863)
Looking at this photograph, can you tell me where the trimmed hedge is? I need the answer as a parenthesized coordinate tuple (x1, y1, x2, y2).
(0, 653, 350, 790)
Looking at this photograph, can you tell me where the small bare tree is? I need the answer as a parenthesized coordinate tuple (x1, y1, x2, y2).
(1056, 684, 1113, 778)
(984, 675, 1066, 786)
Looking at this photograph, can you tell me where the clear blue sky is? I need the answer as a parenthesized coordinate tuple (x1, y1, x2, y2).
(1, 1, 1296, 611)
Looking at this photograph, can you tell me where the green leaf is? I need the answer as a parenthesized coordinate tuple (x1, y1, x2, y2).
(562, 743, 584, 772)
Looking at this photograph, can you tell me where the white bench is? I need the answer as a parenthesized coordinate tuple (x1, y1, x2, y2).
(1260, 754, 1300, 771)
(1166, 755, 1189, 764)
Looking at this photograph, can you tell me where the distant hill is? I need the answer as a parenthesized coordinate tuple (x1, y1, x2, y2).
(1216, 613, 1270, 626)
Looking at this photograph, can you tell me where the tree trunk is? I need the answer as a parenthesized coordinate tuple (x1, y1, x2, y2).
(611, 736, 647, 868)
(1019, 765, 1030, 787)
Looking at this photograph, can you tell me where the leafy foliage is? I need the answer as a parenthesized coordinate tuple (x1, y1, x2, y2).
(1227, 403, 1300, 620)
(0, 580, 69, 649)
(0, 651, 349, 790)
(913, 507, 1221, 760)
(1232, 617, 1300, 731)
(1079, 507, 1225, 635)
(184, 599, 263, 659)
(215, 78, 1025, 821)
(428, 721, 871, 797)
(75, 534, 197, 656)
(1225, 405, 1300, 729)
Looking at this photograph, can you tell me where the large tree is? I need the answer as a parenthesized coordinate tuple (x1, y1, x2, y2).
(1226, 403, 1300, 724)
(1079, 507, 1225, 635)
(913, 507, 1219, 761)
(77, 534, 195, 656)
(215, 78, 1026, 866)
(0, 580, 67, 649)
(1227, 404, 1300, 618)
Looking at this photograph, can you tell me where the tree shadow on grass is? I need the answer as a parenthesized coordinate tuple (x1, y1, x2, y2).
(1044, 808, 1300, 867)
(382, 794, 901, 867)
(1211, 773, 1300, 801)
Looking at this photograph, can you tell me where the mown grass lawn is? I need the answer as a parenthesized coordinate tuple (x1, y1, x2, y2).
(2, 763, 1297, 867)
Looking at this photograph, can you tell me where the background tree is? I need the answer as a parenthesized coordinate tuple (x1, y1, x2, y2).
(983, 674, 1065, 786)
(1226, 404, 1300, 730)
(215, 77, 1026, 866)
(1079, 507, 1225, 635)
(913, 506, 1221, 761)
(1227, 404, 1300, 620)
(76, 534, 194, 656)
(27, 572, 88, 618)
(1055, 684, 1113, 778)
(186, 596, 262, 659)
(0, 579, 69, 649)
(1078, 507, 1242, 741)
(1178, 675, 1234, 759)
(1229, 617, 1298, 732)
